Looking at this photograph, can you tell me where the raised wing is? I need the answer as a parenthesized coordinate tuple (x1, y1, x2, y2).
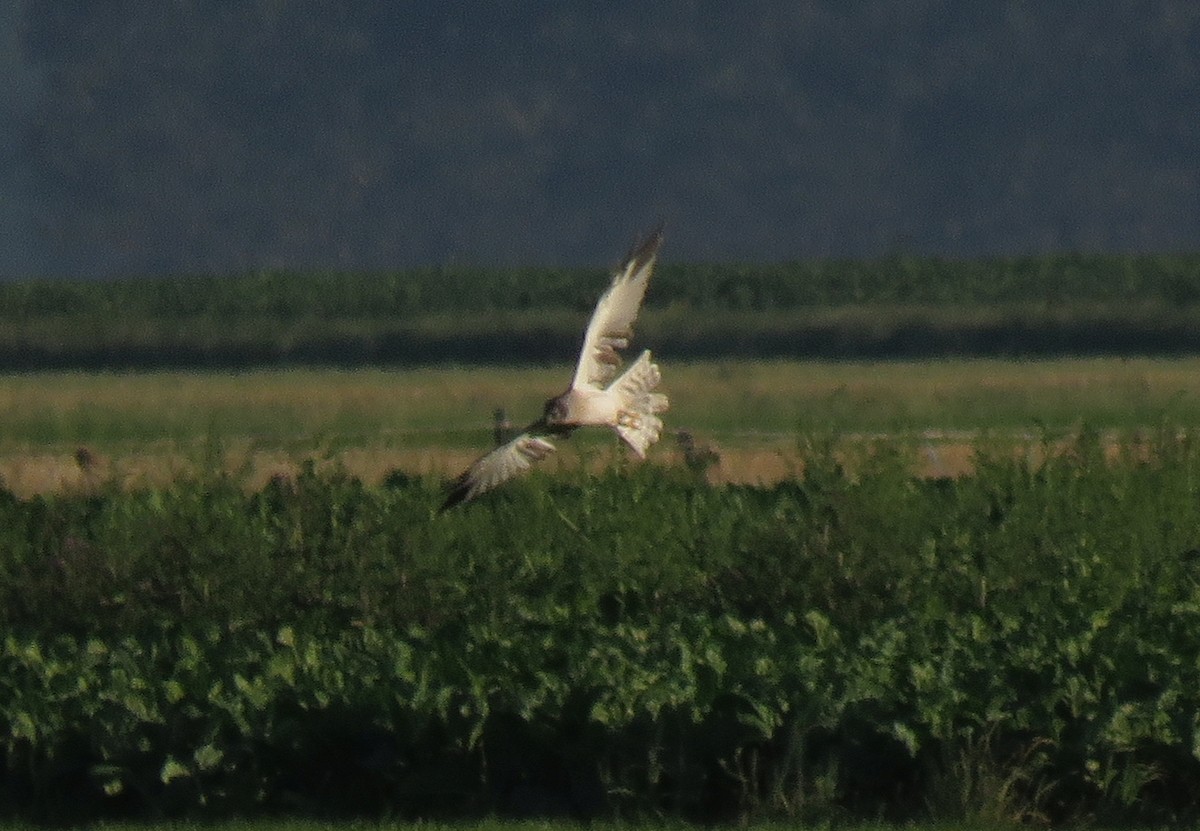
(570, 226, 663, 392)
(440, 427, 557, 511)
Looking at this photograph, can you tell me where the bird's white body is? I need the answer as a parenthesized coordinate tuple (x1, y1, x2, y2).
(546, 349, 666, 454)
(551, 385, 621, 426)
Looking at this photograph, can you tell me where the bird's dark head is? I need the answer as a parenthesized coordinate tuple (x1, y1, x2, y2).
(543, 394, 569, 425)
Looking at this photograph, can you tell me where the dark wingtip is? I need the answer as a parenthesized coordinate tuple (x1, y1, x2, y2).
(626, 223, 665, 271)
(439, 476, 472, 512)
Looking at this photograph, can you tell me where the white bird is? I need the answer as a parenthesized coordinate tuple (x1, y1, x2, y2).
(442, 227, 669, 510)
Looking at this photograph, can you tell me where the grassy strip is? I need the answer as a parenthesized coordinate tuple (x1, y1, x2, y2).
(2, 358, 1199, 449)
(4, 357, 1198, 496)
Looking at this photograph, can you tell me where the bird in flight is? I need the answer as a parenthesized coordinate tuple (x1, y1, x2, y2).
(442, 227, 669, 510)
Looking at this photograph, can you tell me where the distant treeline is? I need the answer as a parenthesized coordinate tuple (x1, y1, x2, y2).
(4, 254, 1200, 368)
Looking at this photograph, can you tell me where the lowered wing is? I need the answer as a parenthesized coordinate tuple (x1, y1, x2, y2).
(570, 226, 663, 392)
(440, 426, 557, 511)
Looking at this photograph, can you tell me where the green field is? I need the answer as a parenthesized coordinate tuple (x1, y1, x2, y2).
(3, 426, 1200, 823)
(5, 257, 1200, 825)
(4, 358, 1200, 824)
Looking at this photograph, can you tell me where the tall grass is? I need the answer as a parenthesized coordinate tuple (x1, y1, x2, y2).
(3, 357, 1198, 496)
(4, 358, 1200, 449)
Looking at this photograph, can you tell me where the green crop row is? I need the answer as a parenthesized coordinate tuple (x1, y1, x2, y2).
(2, 432, 1200, 823)
(7, 254, 1200, 319)
(8, 304, 1200, 370)
(4, 254, 1200, 368)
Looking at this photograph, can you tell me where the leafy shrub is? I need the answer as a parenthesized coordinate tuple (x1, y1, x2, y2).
(2, 433, 1200, 822)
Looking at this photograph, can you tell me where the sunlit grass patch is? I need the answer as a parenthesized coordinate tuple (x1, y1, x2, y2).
(2, 357, 1200, 496)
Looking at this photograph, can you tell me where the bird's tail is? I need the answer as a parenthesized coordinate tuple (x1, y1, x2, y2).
(610, 350, 669, 458)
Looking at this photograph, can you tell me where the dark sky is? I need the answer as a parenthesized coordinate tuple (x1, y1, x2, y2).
(3, 1, 1200, 279)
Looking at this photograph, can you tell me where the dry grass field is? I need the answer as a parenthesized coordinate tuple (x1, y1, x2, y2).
(2, 357, 1199, 496)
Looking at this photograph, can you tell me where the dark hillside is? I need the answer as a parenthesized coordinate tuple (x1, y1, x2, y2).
(4, 2, 1199, 279)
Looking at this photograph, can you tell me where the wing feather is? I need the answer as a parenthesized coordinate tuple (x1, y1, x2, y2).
(570, 226, 663, 392)
(440, 425, 557, 510)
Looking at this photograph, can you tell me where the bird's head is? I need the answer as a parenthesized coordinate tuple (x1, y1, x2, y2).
(543, 394, 569, 425)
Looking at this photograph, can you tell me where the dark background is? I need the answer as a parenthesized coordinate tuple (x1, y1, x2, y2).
(2, 1, 1199, 280)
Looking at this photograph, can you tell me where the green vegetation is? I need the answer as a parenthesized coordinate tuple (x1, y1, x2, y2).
(5, 255, 1200, 368)
(3, 431, 1200, 823)
(7, 254, 1200, 318)
(5, 258, 1200, 824)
